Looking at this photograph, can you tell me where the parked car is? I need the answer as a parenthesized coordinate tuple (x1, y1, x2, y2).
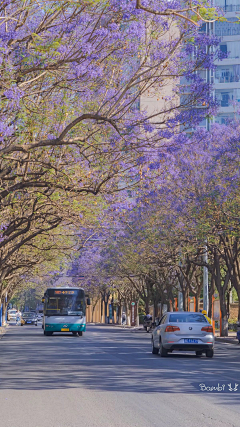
(151, 312, 214, 358)
(7, 309, 17, 321)
(21, 312, 38, 326)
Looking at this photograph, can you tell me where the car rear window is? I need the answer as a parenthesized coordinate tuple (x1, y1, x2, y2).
(169, 313, 207, 323)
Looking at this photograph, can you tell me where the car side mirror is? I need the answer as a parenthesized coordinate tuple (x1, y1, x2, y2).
(87, 298, 91, 306)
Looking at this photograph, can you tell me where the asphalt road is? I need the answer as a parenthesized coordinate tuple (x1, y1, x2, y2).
(0, 324, 239, 427)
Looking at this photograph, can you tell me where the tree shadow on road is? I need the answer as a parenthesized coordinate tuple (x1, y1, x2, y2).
(0, 325, 239, 405)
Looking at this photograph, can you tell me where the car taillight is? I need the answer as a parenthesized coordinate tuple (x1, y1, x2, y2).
(201, 326, 213, 333)
(165, 325, 180, 332)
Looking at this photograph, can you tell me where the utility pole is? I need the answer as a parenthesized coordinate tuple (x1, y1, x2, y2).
(203, 241, 209, 314)
(178, 290, 183, 311)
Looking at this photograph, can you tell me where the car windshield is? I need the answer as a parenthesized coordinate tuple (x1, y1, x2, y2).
(23, 313, 34, 318)
(45, 289, 85, 316)
(169, 313, 207, 323)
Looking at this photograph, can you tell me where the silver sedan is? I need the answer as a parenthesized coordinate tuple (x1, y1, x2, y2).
(151, 312, 214, 358)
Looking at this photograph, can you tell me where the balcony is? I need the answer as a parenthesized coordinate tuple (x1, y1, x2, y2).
(216, 28, 240, 37)
(215, 19, 240, 37)
(215, 65, 240, 85)
(223, 5, 240, 12)
(215, 75, 240, 84)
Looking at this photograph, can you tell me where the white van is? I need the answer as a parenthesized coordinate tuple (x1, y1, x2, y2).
(7, 309, 17, 321)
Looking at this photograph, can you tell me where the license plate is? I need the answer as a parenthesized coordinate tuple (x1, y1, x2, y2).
(27, 321, 32, 324)
(61, 328, 69, 331)
(184, 339, 198, 343)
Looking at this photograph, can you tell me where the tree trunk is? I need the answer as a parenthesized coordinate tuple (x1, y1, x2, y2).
(101, 299, 105, 323)
(213, 250, 229, 337)
(125, 300, 130, 325)
(217, 282, 228, 336)
(167, 299, 173, 312)
(136, 301, 139, 326)
(2, 297, 7, 325)
(91, 297, 100, 323)
(105, 299, 108, 324)
(153, 299, 159, 321)
(231, 277, 240, 321)
(208, 273, 215, 319)
(144, 298, 149, 314)
(117, 304, 122, 325)
(233, 288, 240, 322)
(220, 296, 229, 337)
(195, 289, 200, 312)
(182, 288, 187, 311)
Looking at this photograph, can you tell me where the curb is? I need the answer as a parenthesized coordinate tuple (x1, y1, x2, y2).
(87, 323, 145, 332)
(88, 322, 140, 328)
(215, 336, 239, 345)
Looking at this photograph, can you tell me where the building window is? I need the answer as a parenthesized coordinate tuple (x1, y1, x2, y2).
(221, 93, 229, 107)
(220, 44, 227, 54)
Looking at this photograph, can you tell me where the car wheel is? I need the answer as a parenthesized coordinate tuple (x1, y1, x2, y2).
(152, 339, 159, 355)
(206, 349, 214, 358)
(196, 351, 202, 357)
(159, 341, 168, 357)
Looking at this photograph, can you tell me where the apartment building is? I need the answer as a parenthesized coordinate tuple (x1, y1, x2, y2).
(213, 0, 240, 124)
(140, 4, 240, 128)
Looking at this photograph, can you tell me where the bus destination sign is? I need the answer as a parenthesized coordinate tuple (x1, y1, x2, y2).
(54, 290, 76, 295)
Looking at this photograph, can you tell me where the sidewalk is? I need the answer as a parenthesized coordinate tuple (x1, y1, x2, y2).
(88, 322, 142, 331)
(88, 323, 240, 342)
(215, 331, 239, 345)
(0, 325, 7, 339)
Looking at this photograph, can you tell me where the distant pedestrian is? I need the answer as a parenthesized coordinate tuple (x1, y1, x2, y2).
(145, 312, 152, 320)
(237, 321, 240, 344)
(202, 310, 212, 325)
(122, 312, 126, 327)
(16, 310, 21, 325)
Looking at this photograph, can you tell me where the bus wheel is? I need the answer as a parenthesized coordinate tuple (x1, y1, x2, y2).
(72, 332, 78, 336)
(78, 331, 83, 337)
(44, 331, 53, 336)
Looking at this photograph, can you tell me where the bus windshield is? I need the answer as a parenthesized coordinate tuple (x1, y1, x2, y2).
(44, 289, 85, 316)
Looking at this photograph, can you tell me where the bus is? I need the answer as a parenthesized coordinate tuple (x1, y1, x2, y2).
(42, 287, 90, 336)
